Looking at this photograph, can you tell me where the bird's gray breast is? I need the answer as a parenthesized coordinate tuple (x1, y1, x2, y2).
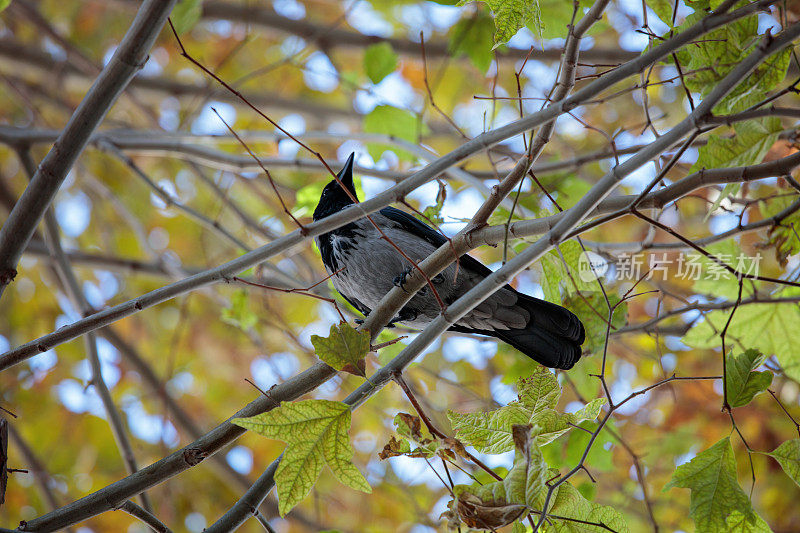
(319, 216, 447, 323)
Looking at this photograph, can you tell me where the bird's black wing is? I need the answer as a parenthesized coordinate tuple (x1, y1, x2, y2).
(379, 206, 448, 248)
(378, 206, 493, 276)
(380, 206, 585, 369)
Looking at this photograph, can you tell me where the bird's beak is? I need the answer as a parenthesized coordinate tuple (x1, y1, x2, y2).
(337, 152, 356, 196)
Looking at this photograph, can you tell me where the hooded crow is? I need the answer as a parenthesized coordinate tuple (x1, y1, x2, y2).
(313, 153, 585, 369)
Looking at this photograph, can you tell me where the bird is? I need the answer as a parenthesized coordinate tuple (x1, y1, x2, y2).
(313, 153, 586, 370)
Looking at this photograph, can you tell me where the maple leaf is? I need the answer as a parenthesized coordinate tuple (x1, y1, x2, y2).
(232, 400, 371, 516)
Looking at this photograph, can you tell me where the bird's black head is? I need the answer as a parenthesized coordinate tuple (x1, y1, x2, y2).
(313, 152, 358, 221)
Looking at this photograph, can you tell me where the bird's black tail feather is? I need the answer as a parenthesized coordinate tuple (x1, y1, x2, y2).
(492, 326, 582, 370)
(450, 291, 585, 370)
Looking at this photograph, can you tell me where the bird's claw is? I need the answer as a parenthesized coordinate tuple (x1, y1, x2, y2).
(393, 268, 412, 292)
(394, 269, 444, 294)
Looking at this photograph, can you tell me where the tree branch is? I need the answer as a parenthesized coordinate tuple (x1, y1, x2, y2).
(116, 500, 172, 533)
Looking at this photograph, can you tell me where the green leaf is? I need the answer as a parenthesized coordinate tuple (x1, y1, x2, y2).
(310, 322, 370, 376)
(171, 0, 202, 34)
(0, 0, 10, 13)
(670, 7, 790, 114)
(725, 510, 773, 533)
(563, 421, 614, 472)
(692, 240, 760, 300)
(221, 289, 257, 331)
(419, 180, 446, 226)
(363, 42, 398, 84)
(556, 177, 593, 209)
(562, 357, 601, 400)
(664, 437, 766, 532)
(232, 400, 371, 516)
(540, 240, 602, 302)
(363, 105, 430, 161)
(363, 105, 425, 142)
(648, 0, 675, 27)
(541, 253, 563, 303)
(375, 329, 407, 365)
(448, 367, 606, 453)
(720, 47, 791, 114)
(767, 439, 800, 487)
(692, 118, 782, 173)
(725, 349, 772, 408)
(449, 13, 495, 72)
(542, 420, 616, 473)
(683, 300, 800, 382)
(546, 480, 630, 532)
(449, 425, 545, 529)
(512, 522, 527, 533)
(294, 181, 326, 218)
(533, 0, 599, 40)
(458, 0, 543, 47)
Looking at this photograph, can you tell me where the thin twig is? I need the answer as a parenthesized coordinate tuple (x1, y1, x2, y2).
(116, 501, 172, 533)
(392, 371, 502, 481)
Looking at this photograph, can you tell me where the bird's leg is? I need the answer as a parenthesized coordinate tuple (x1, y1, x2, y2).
(392, 267, 413, 292)
(393, 267, 444, 294)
